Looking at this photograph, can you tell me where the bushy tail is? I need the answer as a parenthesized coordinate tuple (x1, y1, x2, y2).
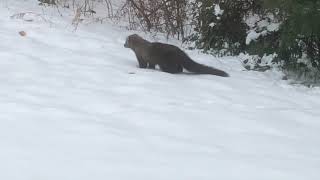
(181, 57, 229, 77)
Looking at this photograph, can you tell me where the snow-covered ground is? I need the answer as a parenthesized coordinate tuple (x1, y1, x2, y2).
(1, 1, 320, 180)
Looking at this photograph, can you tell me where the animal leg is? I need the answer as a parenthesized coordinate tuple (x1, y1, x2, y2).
(136, 55, 147, 68)
(148, 63, 156, 69)
(160, 64, 182, 74)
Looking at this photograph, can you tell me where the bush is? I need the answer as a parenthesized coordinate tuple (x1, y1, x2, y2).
(267, 0, 320, 84)
(190, 0, 262, 55)
(38, 0, 56, 5)
(189, 0, 320, 84)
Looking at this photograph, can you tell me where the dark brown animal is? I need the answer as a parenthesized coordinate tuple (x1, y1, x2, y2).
(124, 34, 229, 77)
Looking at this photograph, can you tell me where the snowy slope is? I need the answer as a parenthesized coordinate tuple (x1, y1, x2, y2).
(1, 1, 320, 180)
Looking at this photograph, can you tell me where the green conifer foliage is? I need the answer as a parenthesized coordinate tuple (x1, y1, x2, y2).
(265, 0, 320, 83)
(191, 0, 262, 55)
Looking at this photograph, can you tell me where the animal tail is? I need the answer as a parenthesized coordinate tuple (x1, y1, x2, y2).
(180, 55, 229, 77)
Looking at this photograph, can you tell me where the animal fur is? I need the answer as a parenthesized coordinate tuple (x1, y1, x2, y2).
(124, 34, 229, 77)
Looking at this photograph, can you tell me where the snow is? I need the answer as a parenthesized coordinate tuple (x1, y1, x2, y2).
(209, 22, 215, 27)
(239, 53, 278, 70)
(214, 4, 224, 16)
(1, 1, 320, 180)
(246, 30, 267, 45)
(245, 13, 281, 45)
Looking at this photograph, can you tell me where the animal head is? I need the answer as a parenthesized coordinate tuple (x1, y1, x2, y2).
(124, 34, 142, 48)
